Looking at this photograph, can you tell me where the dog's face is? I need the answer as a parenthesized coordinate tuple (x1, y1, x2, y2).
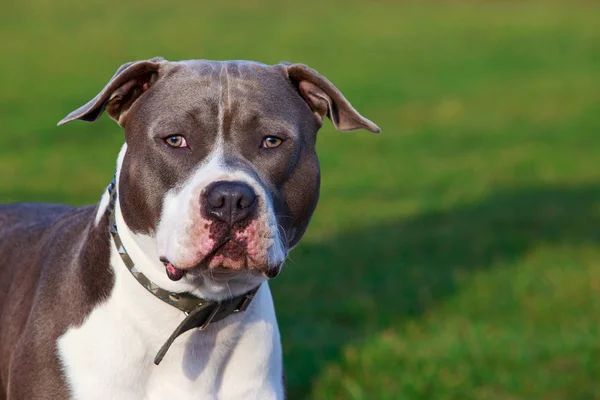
(119, 61, 323, 282)
(60, 58, 379, 293)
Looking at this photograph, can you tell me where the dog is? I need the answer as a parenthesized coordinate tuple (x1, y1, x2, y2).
(0, 57, 380, 399)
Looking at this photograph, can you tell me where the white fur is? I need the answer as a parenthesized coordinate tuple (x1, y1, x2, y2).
(93, 144, 128, 226)
(94, 190, 110, 226)
(58, 142, 285, 398)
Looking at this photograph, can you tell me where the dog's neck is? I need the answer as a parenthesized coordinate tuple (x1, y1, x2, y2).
(105, 181, 260, 363)
(59, 221, 285, 397)
(75, 193, 285, 397)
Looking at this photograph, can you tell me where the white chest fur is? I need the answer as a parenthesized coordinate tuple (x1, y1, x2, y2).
(57, 240, 284, 400)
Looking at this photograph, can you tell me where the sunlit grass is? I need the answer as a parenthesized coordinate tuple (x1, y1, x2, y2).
(1, 1, 600, 398)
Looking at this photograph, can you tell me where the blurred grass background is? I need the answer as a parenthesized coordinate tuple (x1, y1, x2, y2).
(2, 0, 600, 398)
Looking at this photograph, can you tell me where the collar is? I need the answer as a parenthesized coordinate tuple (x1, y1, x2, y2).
(105, 178, 260, 365)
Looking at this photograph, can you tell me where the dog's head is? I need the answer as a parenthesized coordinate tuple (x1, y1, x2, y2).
(59, 58, 379, 296)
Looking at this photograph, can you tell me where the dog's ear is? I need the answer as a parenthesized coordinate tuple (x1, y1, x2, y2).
(58, 57, 165, 126)
(284, 63, 380, 133)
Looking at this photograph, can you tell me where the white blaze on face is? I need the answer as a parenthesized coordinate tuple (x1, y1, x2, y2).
(155, 148, 286, 274)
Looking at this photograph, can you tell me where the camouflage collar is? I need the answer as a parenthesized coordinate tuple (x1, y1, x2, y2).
(105, 177, 259, 364)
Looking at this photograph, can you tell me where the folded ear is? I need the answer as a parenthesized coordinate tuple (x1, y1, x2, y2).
(57, 57, 165, 126)
(285, 63, 380, 133)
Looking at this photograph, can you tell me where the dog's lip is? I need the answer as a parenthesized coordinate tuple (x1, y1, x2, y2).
(160, 257, 186, 281)
(165, 264, 185, 281)
(160, 245, 284, 281)
(263, 263, 282, 279)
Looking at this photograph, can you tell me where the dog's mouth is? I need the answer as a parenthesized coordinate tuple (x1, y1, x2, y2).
(160, 238, 282, 282)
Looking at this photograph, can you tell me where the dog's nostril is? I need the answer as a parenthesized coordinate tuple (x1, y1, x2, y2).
(237, 195, 255, 209)
(207, 192, 226, 209)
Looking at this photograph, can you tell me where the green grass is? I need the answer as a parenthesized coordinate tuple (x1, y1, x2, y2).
(2, 1, 600, 398)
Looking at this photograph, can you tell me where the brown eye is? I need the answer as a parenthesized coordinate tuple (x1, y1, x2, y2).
(261, 136, 283, 149)
(165, 135, 188, 148)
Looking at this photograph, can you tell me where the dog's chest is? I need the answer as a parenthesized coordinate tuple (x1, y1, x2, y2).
(56, 252, 283, 399)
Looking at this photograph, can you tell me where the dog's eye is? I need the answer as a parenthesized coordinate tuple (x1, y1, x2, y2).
(165, 135, 188, 148)
(261, 136, 283, 149)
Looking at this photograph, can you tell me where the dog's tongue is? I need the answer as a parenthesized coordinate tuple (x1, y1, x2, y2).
(165, 263, 184, 281)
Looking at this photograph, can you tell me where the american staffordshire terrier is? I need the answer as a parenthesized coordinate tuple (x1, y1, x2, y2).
(0, 57, 380, 399)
